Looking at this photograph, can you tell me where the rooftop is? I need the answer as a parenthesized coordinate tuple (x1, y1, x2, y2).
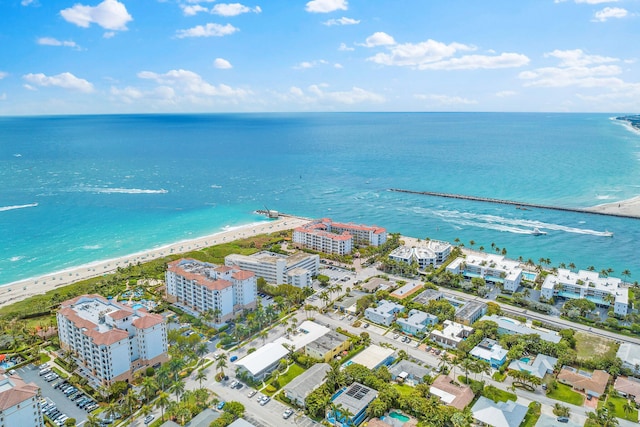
(235, 342, 289, 376)
(274, 320, 330, 351)
(389, 360, 431, 381)
(455, 300, 487, 320)
(0, 373, 39, 411)
(413, 289, 445, 305)
(617, 342, 640, 367)
(367, 299, 404, 316)
(306, 330, 349, 353)
(614, 376, 640, 404)
(557, 366, 610, 395)
(507, 353, 558, 379)
(389, 282, 423, 300)
(284, 363, 331, 398)
(430, 374, 474, 410)
(397, 309, 437, 328)
(472, 396, 528, 427)
(481, 314, 561, 343)
(347, 344, 395, 370)
(331, 382, 378, 417)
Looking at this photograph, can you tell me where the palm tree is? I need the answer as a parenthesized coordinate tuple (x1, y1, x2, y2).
(621, 269, 632, 282)
(216, 354, 228, 377)
(195, 369, 207, 389)
(141, 376, 158, 403)
(156, 391, 171, 422)
(459, 356, 474, 384)
(195, 342, 208, 365)
(104, 401, 120, 422)
(622, 400, 634, 418)
(123, 388, 139, 416)
(176, 406, 192, 425)
(85, 414, 102, 427)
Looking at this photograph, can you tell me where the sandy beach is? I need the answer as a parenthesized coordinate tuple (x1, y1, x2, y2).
(587, 195, 640, 218)
(0, 215, 311, 308)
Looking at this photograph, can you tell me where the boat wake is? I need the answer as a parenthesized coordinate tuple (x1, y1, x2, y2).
(78, 187, 168, 194)
(409, 207, 613, 237)
(0, 203, 38, 212)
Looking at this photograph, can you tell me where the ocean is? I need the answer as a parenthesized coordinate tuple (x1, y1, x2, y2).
(1, 113, 639, 285)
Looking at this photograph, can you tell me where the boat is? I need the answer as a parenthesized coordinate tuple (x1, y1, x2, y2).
(603, 230, 614, 237)
(530, 228, 547, 236)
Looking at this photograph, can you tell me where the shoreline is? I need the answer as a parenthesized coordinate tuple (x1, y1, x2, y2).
(586, 195, 640, 217)
(0, 216, 311, 308)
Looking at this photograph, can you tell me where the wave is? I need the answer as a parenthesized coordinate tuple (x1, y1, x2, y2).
(82, 245, 102, 250)
(80, 187, 168, 194)
(409, 206, 613, 237)
(211, 185, 222, 189)
(9, 256, 25, 262)
(0, 203, 38, 212)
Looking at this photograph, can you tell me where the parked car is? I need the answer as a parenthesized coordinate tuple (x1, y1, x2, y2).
(557, 416, 569, 423)
(259, 396, 271, 406)
(230, 355, 238, 362)
(283, 408, 294, 419)
(217, 401, 226, 410)
(144, 415, 155, 424)
(393, 334, 399, 339)
(247, 389, 257, 398)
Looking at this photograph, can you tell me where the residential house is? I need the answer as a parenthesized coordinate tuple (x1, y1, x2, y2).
(480, 315, 561, 344)
(346, 344, 396, 370)
(305, 331, 351, 362)
(471, 396, 528, 427)
(389, 360, 431, 385)
(396, 309, 438, 336)
(430, 374, 474, 410)
(614, 376, 640, 405)
(455, 300, 487, 326)
(557, 366, 610, 397)
(389, 282, 423, 300)
(327, 382, 378, 426)
(413, 289, 445, 305)
(429, 320, 474, 349)
(508, 354, 558, 379)
(617, 342, 640, 375)
(284, 363, 331, 407)
(364, 300, 405, 326)
(470, 338, 508, 369)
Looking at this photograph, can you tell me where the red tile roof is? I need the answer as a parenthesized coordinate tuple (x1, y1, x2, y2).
(132, 313, 164, 329)
(557, 368, 610, 395)
(108, 309, 132, 320)
(85, 328, 129, 346)
(0, 374, 39, 411)
(203, 279, 233, 291)
(232, 270, 255, 280)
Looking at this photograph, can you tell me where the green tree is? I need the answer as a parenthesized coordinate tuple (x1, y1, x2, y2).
(156, 391, 171, 421)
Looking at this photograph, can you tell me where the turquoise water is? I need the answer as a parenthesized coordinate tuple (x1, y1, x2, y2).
(389, 411, 410, 422)
(522, 272, 537, 281)
(520, 357, 531, 363)
(0, 361, 15, 370)
(1, 113, 639, 286)
(132, 303, 144, 310)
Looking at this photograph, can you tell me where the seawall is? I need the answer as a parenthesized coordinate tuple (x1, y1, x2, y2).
(388, 188, 640, 220)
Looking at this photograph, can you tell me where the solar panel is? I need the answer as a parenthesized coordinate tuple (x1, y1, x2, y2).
(345, 384, 362, 397)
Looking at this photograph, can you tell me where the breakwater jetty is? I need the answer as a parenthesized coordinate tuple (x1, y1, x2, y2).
(388, 188, 640, 220)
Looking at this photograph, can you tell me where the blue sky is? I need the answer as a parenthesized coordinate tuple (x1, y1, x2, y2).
(1, 0, 639, 114)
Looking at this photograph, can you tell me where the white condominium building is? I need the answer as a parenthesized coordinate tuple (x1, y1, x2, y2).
(57, 294, 168, 388)
(541, 269, 629, 316)
(447, 253, 523, 292)
(292, 218, 387, 254)
(166, 258, 257, 322)
(389, 240, 452, 269)
(225, 251, 319, 287)
(0, 372, 43, 427)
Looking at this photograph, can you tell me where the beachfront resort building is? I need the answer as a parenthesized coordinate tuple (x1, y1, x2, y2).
(224, 251, 319, 287)
(166, 258, 257, 322)
(540, 269, 629, 316)
(364, 299, 405, 326)
(388, 240, 452, 269)
(447, 253, 523, 292)
(0, 372, 43, 427)
(396, 309, 438, 336)
(429, 320, 474, 349)
(57, 294, 168, 387)
(293, 218, 387, 255)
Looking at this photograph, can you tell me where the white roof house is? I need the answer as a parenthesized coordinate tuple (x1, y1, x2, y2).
(235, 343, 289, 380)
(447, 253, 523, 292)
(472, 396, 528, 427)
(481, 315, 561, 344)
(617, 342, 640, 374)
(346, 344, 395, 370)
(274, 320, 330, 351)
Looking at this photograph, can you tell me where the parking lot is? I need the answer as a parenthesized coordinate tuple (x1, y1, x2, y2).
(16, 364, 91, 425)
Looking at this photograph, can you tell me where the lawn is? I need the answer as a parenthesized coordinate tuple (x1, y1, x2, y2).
(546, 383, 584, 406)
(599, 395, 638, 422)
(270, 363, 305, 392)
(575, 332, 618, 361)
(393, 383, 415, 398)
(482, 385, 517, 403)
(521, 402, 541, 427)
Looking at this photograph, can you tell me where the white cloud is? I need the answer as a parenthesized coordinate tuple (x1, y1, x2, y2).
(0, 72, 7, 79)
(110, 85, 175, 104)
(361, 32, 396, 47)
(22, 72, 94, 93)
(495, 90, 518, 97)
(414, 94, 478, 105)
(37, 37, 80, 49)
(334, 63, 343, 69)
(519, 49, 626, 88)
(307, 84, 384, 104)
(338, 42, 354, 51)
(181, 4, 208, 16)
(294, 59, 328, 69)
(545, 49, 618, 67)
(0, 93, 6, 101)
(137, 69, 249, 98)
(366, 36, 529, 70)
(593, 7, 627, 21)
(103, 31, 116, 39)
(214, 58, 233, 69)
(60, 0, 132, 31)
(211, 3, 261, 16)
(176, 23, 238, 38)
(554, 0, 619, 3)
(21, 0, 35, 5)
(323, 17, 359, 26)
(305, 0, 347, 13)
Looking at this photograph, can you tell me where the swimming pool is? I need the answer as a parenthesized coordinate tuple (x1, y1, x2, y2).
(520, 357, 531, 363)
(0, 361, 15, 370)
(132, 303, 144, 310)
(522, 271, 537, 281)
(389, 411, 410, 422)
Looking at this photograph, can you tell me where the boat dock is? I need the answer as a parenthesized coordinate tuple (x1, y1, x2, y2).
(388, 188, 640, 220)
